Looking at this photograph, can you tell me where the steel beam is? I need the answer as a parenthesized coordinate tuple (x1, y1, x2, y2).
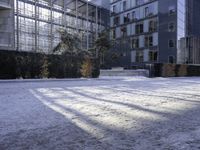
(50, 0, 53, 52)
(86, 1, 89, 50)
(16, 0, 19, 51)
(35, 0, 38, 52)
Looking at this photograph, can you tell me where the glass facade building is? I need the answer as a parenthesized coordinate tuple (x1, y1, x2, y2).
(0, 0, 109, 53)
(0, 0, 15, 50)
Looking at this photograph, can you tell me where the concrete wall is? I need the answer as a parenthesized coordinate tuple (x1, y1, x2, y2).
(100, 69, 149, 77)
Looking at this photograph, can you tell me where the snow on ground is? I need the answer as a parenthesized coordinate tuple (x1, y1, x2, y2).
(0, 77, 200, 150)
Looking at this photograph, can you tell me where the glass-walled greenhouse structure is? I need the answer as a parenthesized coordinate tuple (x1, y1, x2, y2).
(0, 0, 109, 53)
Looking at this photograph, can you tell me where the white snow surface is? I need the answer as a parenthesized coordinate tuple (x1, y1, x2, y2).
(0, 77, 200, 150)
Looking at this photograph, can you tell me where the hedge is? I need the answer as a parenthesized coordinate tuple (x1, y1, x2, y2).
(0, 50, 100, 79)
(149, 63, 200, 77)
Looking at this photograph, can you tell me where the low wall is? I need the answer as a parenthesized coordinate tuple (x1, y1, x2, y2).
(150, 63, 200, 77)
(100, 69, 149, 77)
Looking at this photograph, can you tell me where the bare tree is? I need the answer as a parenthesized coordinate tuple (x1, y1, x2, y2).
(94, 29, 112, 65)
(53, 28, 89, 56)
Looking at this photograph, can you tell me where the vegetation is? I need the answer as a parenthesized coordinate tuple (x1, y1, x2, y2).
(41, 56, 49, 78)
(0, 29, 112, 79)
(0, 50, 100, 79)
(151, 63, 200, 77)
(81, 57, 93, 78)
(94, 29, 112, 66)
(53, 28, 89, 57)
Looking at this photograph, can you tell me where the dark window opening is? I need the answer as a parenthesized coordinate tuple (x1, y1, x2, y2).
(149, 20, 157, 32)
(136, 51, 143, 62)
(136, 23, 144, 34)
(169, 40, 176, 48)
(149, 51, 158, 62)
(168, 56, 175, 63)
(168, 22, 175, 32)
(132, 38, 139, 49)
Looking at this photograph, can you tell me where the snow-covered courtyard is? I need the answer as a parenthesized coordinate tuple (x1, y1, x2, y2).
(1, 77, 200, 150)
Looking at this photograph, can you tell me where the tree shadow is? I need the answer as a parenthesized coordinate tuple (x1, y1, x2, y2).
(1, 78, 200, 150)
(0, 89, 111, 150)
(66, 88, 173, 117)
(98, 86, 200, 104)
(32, 85, 200, 149)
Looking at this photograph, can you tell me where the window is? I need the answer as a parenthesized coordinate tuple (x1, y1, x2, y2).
(121, 26, 127, 37)
(168, 22, 175, 32)
(132, 11, 139, 21)
(132, 11, 136, 20)
(149, 51, 158, 62)
(113, 5, 116, 13)
(149, 36, 153, 46)
(114, 16, 120, 26)
(168, 56, 175, 63)
(136, 51, 143, 62)
(123, 1, 126, 11)
(132, 38, 139, 48)
(124, 13, 130, 23)
(144, 7, 149, 17)
(127, 13, 130, 22)
(136, 23, 144, 34)
(145, 35, 153, 47)
(169, 40, 176, 48)
(149, 20, 157, 32)
(136, 0, 144, 6)
(169, 6, 176, 15)
(112, 29, 116, 39)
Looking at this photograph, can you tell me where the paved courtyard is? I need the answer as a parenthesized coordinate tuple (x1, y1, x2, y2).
(0, 77, 200, 150)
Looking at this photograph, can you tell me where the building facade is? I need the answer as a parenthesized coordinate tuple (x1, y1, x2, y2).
(0, 0, 15, 50)
(178, 36, 200, 64)
(0, 0, 109, 53)
(178, 0, 200, 65)
(186, 0, 200, 36)
(110, 0, 200, 68)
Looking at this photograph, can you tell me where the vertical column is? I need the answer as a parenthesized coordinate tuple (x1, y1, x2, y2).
(76, 0, 78, 30)
(35, 0, 38, 52)
(86, 1, 89, 50)
(11, 0, 15, 50)
(63, 0, 66, 28)
(99, 8, 102, 32)
(193, 38, 195, 64)
(95, 6, 98, 58)
(95, 6, 98, 39)
(50, 0, 53, 53)
(16, 0, 19, 51)
(75, 0, 81, 49)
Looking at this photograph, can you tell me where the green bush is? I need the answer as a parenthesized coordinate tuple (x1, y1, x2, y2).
(0, 50, 99, 79)
(0, 52, 17, 79)
(92, 59, 100, 78)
